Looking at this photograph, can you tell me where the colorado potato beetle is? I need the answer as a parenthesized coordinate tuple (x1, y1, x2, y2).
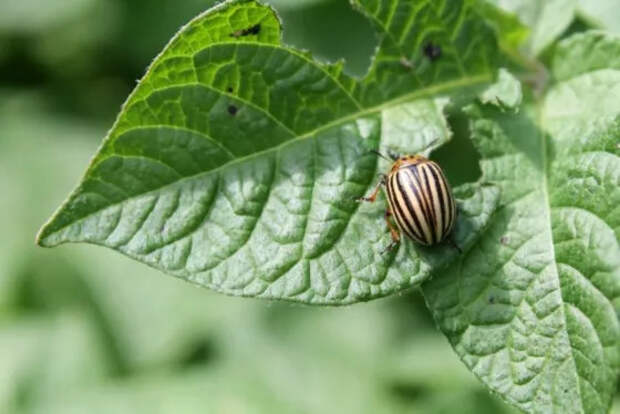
(358, 151, 457, 251)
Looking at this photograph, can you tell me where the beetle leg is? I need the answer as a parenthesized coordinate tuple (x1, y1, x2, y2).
(447, 236, 462, 253)
(356, 174, 386, 203)
(385, 209, 400, 244)
(381, 208, 400, 254)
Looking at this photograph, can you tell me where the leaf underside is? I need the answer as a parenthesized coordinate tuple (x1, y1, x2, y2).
(37, 0, 502, 304)
(422, 31, 620, 414)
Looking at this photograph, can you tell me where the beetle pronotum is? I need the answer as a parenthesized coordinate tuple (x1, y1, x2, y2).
(358, 151, 457, 251)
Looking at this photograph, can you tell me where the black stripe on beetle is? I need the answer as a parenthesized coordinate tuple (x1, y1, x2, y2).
(391, 173, 426, 243)
(395, 170, 434, 243)
(357, 154, 456, 251)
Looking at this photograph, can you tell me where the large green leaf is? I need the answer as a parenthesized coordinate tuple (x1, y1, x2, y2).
(37, 0, 502, 304)
(489, 0, 576, 55)
(423, 31, 619, 413)
(552, 30, 620, 81)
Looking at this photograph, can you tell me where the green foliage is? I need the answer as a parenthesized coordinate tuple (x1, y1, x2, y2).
(489, 0, 577, 55)
(21, 0, 620, 413)
(37, 0, 502, 304)
(0, 91, 512, 411)
(423, 30, 620, 413)
(552, 30, 620, 80)
(576, 0, 620, 34)
(489, 0, 620, 54)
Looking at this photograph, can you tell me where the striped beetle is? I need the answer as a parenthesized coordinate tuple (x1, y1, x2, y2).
(358, 151, 457, 251)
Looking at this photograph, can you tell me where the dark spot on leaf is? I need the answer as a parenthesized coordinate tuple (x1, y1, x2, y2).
(228, 105, 238, 116)
(230, 24, 261, 38)
(423, 42, 441, 61)
(489, 296, 495, 304)
(179, 339, 216, 368)
(500, 236, 509, 245)
(227, 86, 233, 93)
(389, 382, 428, 402)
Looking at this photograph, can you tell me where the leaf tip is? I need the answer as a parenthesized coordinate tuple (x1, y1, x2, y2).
(35, 225, 52, 248)
(35, 209, 66, 248)
(35, 218, 58, 247)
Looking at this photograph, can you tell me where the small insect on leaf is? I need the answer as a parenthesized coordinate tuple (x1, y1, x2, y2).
(423, 42, 442, 61)
(230, 24, 261, 38)
(228, 105, 238, 116)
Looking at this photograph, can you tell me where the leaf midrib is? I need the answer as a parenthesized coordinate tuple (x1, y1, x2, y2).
(537, 97, 585, 412)
(37, 72, 491, 246)
(475, 98, 587, 411)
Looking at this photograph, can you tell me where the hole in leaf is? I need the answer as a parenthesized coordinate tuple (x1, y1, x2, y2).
(272, 0, 375, 77)
(431, 110, 481, 187)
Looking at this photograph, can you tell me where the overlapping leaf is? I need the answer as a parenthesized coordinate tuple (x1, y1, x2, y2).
(577, 0, 620, 34)
(488, 0, 576, 55)
(423, 31, 619, 413)
(37, 0, 503, 304)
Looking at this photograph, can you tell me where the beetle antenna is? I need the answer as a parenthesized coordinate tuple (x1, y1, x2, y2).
(370, 149, 391, 161)
(386, 148, 400, 161)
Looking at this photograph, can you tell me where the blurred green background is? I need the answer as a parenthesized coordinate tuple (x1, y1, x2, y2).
(0, 1, 611, 413)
